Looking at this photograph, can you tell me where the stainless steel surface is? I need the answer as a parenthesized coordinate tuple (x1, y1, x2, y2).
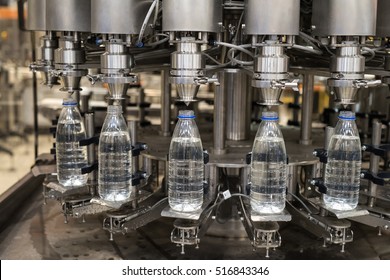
(162, 0, 223, 32)
(244, 0, 300, 35)
(46, 0, 91, 32)
(376, 0, 390, 37)
(1, 187, 390, 259)
(250, 209, 292, 222)
(85, 113, 96, 189)
(312, 0, 377, 36)
(225, 69, 251, 141)
(26, 0, 46, 31)
(369, 120, 382, 200)
(300, 73, 314, 145)
(91, 0, 153, 34)
(160, 70, 171, 137)
(213, 77, 226, 155)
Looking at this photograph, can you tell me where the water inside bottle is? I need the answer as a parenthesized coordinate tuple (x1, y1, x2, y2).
(168, 137, 204, 212)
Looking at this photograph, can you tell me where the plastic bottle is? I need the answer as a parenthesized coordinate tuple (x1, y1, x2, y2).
(56, 98, 88, 187)
(168, 110, 204, 212)
(98, 105, 132, 202)
(250, 111, 287, 214)
(324, 111, 362, 211)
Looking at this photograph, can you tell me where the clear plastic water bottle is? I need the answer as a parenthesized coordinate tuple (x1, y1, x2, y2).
(324, 111, 362, 211)
(98, 105, 132, 202)
(250, 111, 287, 214)
(168, 110, 204, 212)
(56, 98, 88, 187)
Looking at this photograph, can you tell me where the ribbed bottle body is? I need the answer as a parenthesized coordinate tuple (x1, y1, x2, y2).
(324, 111, 361, 211)
(56, 99, 88, 187)
(250, 112, 287, 214)
(98, 105, 132, 202)
(168, 111, 204, 212)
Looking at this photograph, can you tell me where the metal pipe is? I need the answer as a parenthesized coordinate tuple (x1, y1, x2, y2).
(300, 73, 314, 145)
(31, 32, 38, 159)
(213, 79, 226, 155)
(160, 70, 171, 136)
(129, 120, 139, 209)
(84, 112, 96, 195)
(369, 120, 382, 207)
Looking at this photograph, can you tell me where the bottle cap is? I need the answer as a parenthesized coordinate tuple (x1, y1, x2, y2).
(178, 110, 195, 119)
(62, 98, 77, 106)
(338, 111, 356, 121)
(261, 111, 279, 121)
(107, 105, 122, 114)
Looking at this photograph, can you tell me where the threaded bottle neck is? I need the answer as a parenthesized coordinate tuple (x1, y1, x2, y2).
(338, 111, 356, 121)
(62, 98, 77, 106)
(178, 110, 195, 119)
(261, 111, 279, 121)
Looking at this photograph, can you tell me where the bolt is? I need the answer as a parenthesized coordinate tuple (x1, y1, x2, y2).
(313, 151, 318, 156)
(362, 145, 367, 151)
(360, 173, 365, 179)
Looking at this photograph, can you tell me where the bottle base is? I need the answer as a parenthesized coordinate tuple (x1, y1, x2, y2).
(323, 197, 357, 211)
(58, 175, 88, 188)
(169, 201, 202, 213)
(250, 202, 285, 214)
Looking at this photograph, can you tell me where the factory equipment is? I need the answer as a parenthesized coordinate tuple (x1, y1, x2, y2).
(1, 0, 390, 260)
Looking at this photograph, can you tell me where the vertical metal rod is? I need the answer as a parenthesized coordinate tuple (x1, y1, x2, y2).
(85, 113, 96, 196)
(213, 80, 226, 155)
(138, 88, 146, 124)
(161, 70, 171, 136)
(129, 120, 139, 209)
(31, 31, 39, 159)
(300, 73, 314, 145)
(368, 120, 382, 207)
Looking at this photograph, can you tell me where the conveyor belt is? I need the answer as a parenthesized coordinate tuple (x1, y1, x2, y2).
(0, 173, 389, 260)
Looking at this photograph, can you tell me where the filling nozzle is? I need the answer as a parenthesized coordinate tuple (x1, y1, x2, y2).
(52, 32, 88, 93)
(252, 40, 298, 106)
(100, 39, 137, 100)
(30, 31, 59, 88)
(328, 41, 381, 106)
(170, 37, 206, 106)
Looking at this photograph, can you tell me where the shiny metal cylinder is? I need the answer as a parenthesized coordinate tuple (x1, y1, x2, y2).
(213, 79, 226, 155)
(300, 74, 314, 145)
(160, 70, 171, 137)
(245, 0, 300, 35)
(54, 37, 85, 65)
(330, 45, 365, 74)
(46, 0, 91, 32)
(376, 0, 390, 37)
(26, 0, 46, 31)
(312, 0, 377, 36)
(171, 39, 204, 70)
(162, 0, 223, 32)
(254, 44, 289, 74)
(91, 0, 153, 34)
(101, 41, 133, 74)
(369, 120, 382, 202)
(223, 69, 251, 141)
(85, 112, 96, 193)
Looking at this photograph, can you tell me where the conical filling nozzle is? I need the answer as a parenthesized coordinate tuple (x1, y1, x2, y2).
(41, 72, 60, 88)
(59, 76, 82, 93)
(176, 84, 200, 106)
(334, 87, 358, 106)
(257, 88, 283, 106)
(107, 83, 129, 100)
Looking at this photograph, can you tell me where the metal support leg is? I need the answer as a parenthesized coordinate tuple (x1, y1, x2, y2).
(368, 120, 382, 207)
(300, 73, 314, 145)
(160, 70, 171, 137)
(213, 80, 226, 155)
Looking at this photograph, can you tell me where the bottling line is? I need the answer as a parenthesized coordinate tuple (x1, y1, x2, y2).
(0, 0, 390, 260)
